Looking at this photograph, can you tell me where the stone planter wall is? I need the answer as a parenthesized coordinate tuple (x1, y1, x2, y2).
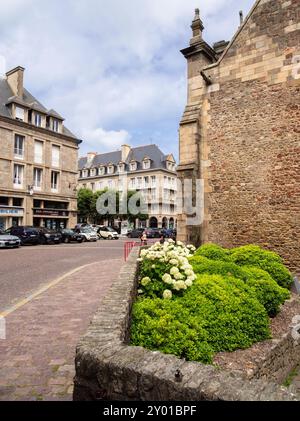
(73, 248, 300, 401)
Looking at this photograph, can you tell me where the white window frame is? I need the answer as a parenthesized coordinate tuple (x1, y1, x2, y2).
(52, 145, 60, 168)
(143, 160, 151, 170)
(14, 134, 25, 159)
(52, 119, 59, 132)
(33, 168, 43, 191)
(51, 171, 59, 192)
(99, 167, 105, 176)
(15, 106, 25, 122)
(108, 165, 114, 175)
(35, 113, 42, 127)
(130, 162, 137, 171)
(13, 164, 24, 188)
(34, 140, 43, 164)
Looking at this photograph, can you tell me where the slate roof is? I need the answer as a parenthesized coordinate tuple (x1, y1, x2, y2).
(0, 77, 78, 141)
(78, 144, 175, 171)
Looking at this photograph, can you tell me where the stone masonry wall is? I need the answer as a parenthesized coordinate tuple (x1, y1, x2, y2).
(73, 248, 300, 401)
(203, 0, 300, 273)
(178, 0, 300, 274)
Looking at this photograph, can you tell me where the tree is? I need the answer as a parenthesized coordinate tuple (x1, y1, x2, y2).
(77, 188, 94, 222)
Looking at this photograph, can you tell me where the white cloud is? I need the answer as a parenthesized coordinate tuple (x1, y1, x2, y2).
(82, 128, 131, 153)
(0, 0, 255, 157)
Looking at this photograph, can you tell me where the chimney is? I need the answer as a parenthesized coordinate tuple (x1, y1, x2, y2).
(6, 66, 25, 98)
(87, 152, 97, 165)
(190, 8, 204, 45)
(121, 144, 131, 162)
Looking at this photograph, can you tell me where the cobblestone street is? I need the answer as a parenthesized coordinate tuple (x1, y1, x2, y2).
(0, 242, 124, 401)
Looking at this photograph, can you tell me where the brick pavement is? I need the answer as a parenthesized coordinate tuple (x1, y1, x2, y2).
(0, 258, 123, 401)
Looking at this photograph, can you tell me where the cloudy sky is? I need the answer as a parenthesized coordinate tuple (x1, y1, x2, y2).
(0, 0, 254, 160)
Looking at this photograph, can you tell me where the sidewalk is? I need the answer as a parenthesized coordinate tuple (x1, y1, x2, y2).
(0, 258, 123, 401)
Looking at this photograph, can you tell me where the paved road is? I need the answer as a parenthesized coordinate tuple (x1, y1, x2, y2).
(0, 239, 126, 313)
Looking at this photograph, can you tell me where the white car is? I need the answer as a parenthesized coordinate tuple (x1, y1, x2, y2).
(76, 227, 98, 242)
(0, 230, 21, 248)
(98, 226, 119, 240)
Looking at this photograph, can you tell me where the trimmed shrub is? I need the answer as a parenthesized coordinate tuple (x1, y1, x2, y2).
(230, 245, 293, 289)
(131, 297, 214, 364)
(189, 255, 249, 281)
(245, 278, 290, 317)
(131, 274, 271, 363)
(194, 243, 231, 261)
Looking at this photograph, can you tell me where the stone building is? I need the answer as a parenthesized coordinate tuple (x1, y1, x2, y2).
(78, 144, 177, 230)
(177, 0, 300, 273)
(0, 66, 81, 230)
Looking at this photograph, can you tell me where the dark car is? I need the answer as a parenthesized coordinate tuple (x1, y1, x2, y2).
(160, 228, 177, 240)
(6, 226, 40, 245)
(127, 228, 144, 239)
(59, 229, 84, 244)
(144, 228, 161, 239)
(38, 227, 62, 245)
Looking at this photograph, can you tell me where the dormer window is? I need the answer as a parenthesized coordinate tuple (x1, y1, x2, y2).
(82, 169, 89, 178)
(35, 113, 42, 127)
(15, 106, 25, 122)
(90, 168, 97, 177)
(108, 164, 114, 175)
(99, 166, 105, 176)
(143, 159, 151, 170)
(167, 162, 175, 171)
(52, 119, 59, 132)
(130, 161, 137, 171)
(118, 163, 125, 173)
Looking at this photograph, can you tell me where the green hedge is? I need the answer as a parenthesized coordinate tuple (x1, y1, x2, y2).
(131, 274, 271, 364)
(194, 243, 231, 261)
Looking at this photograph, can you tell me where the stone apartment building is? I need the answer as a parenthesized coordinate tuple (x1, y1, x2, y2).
(177, 0, 300, 273)
(78, 144, 177, 230)
(0, 66, 81, 230)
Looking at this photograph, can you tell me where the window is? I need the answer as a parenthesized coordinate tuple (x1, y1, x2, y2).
(130, 162, 137, 171)
(143, 160, 151, 170)
(118, 164, 125, 173)
(130, 178, 136, 189)
(108, 180, 113, 189)
(151, 176, 156, 187)
(151, 189, 157, 201)
(34, 140, 43, 164)
(52, 145, 60, 167)
(99, 167, 105, 175)
(33, 168, 42, 190)
(14, 135, 25, 158)
(90, 183, 95, 191)
(13, 164, 24, 188)
(137, 177, 142, 189)
(51, 171, 59, 192)
(52, 119, 59, 132)
(15, 107, 25, 121)
(35, 113, 42, 127)
(144, 176, 149, 188)
(108, 165, 114, 175)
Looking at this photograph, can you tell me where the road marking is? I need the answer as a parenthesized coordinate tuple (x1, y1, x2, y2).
(0, 261, 108, 318)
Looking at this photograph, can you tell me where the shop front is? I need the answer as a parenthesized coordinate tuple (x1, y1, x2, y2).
(33, 200, 70, 230)
(0, 207, 24, 230)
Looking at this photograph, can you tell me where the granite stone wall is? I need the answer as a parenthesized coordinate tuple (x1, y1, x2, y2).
(73, 248, 300, 401)
(177, 0, 300, 274)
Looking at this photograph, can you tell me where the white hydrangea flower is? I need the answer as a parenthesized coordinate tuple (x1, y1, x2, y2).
(173, 280, 187, 291)
(185, 279, 193, 287)
(170, 267, 179, 276)
(174, 272, 184, 280)
(163, 290, 173, 300)
(141, 277, 151, 286)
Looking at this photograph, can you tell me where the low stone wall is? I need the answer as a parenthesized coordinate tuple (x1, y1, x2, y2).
(73, 248, 300, 401)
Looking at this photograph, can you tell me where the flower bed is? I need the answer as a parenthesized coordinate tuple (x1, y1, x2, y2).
(131, 242, 292, 365)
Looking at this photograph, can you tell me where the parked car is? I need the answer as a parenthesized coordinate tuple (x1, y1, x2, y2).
(75, 226, 98, 242)
(38, 227, 62, 245)
(0, 229, 21, 248)
(144, 228, 161, 239)
(126, 228, 144, 239)
(160, 228, 177, 240)
(6, 226, 40, 245)
(59, 229, 84, 244)
(97, 226, 119, 240)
